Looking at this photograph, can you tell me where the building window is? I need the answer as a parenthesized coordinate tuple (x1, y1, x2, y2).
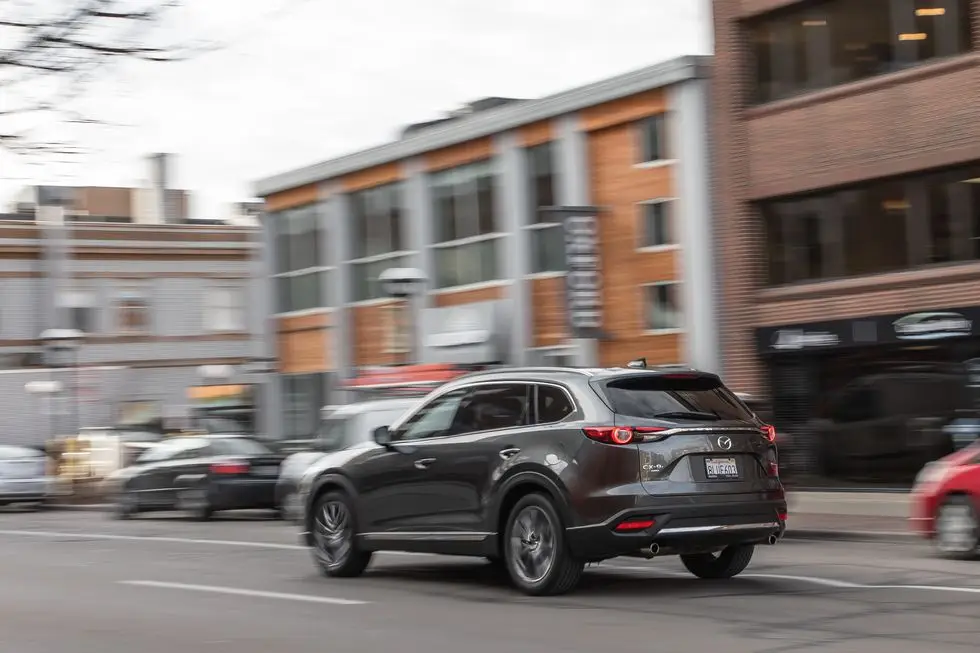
(523, 143, 565, 274)
(282, 373, 326, 439)
(117, 290, 149, 334)
(270, 203, 334, 313)
(349, 183, 413, 302)
(430, 160, 502, 289)
(639, 199, 675, 248)
(58, 290, 96, 333)
(637, 114, 669, 163)
(748, 0, 974, 105)
(643, 282, 682, 331)
(762, 164, 980, 286)
(205, 287, 245, 332)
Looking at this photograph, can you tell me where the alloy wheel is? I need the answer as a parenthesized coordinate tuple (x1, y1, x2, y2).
(314, 500, 353, 567)
(508, 505, 557, 584)
(937, 501, 978, 555)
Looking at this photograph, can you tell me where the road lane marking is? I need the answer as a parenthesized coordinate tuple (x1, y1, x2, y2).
(0, 529, 306, 550)
(119, 580, 367, 605)
(7, 527, 980, 596)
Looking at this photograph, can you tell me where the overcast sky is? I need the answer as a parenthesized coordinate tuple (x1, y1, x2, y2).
(1, 0, 711, 219)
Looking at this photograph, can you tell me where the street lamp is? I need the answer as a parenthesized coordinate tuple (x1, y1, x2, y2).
(39, 328, 85, 437)
(378, 267, 428, 365)
(25, 380, 63, 444)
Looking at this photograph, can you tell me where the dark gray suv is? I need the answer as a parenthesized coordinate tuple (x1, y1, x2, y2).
(298, 365, 787, 596)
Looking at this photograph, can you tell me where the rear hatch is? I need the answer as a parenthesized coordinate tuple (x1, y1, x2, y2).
(591, 371, 776, 497)
(212, 438, 285, 479)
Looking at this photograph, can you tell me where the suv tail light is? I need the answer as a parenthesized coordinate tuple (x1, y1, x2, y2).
(761, 424, 776, 443)
(210, 462, 249, 475)
(583, 426, 667, 445)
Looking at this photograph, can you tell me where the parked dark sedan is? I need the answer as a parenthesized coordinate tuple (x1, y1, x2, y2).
(105, 434, 285, 520)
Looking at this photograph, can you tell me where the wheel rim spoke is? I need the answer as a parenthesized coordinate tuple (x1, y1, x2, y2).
(509, 506, 557, 584)
(315, 500, 352, 565)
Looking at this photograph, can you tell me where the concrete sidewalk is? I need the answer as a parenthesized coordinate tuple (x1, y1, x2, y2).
(44, 491, 918, 543)
(785, 491, 914, 542)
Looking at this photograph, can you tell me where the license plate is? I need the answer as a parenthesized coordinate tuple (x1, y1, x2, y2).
(705, 457, 739, 479)
(254, 466, 279, 476)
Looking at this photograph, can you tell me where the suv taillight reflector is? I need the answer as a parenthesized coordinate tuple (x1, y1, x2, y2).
(211, 462, 249, 475)
(583, 426, 667, 445)
(761, 425, 776, 442)
(615, 518, 656, 532)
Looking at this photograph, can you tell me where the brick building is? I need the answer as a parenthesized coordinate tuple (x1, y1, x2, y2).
(712, 0, 980, 485)
(254, 55, 715, 440)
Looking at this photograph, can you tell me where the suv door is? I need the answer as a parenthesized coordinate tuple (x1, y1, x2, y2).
(409, 383, 533, 536)
(352, 389, 468, 535)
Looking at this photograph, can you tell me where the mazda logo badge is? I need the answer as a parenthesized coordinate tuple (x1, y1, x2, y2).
(717, 436, 732, 450)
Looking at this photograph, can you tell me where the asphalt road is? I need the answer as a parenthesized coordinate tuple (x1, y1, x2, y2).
(1, 508, 980, 653)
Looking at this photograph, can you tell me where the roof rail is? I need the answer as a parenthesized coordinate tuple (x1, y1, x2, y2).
(456, 366, 595, 380)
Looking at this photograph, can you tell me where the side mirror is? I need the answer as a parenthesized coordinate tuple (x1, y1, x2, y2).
(373, 426, 392, 447)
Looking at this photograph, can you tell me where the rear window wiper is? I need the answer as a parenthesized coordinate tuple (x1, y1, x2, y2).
(653, 411, 720, 421)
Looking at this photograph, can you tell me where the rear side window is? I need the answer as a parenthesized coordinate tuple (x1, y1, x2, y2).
(536, 385, 574, 423)
(603, 375, 755, 422)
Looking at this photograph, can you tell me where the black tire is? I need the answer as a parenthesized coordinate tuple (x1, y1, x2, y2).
(681, 544, 755, 579)
(311, 490, 372, 578)
(176, 486, 213, 521)
(112, 490, 138, 520)
(503, 493, 583, 596)
(934, 495, 980, 560)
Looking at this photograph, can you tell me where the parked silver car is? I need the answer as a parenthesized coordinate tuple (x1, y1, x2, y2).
(276, 398, 418, 522)
(0, 445, 52, 509)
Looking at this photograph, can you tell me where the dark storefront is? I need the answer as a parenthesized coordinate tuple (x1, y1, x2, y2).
(757, 306, 980, 489)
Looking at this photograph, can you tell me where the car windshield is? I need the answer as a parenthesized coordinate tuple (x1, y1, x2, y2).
(317, 417, 350, 453)
(604, 375, 756, 422)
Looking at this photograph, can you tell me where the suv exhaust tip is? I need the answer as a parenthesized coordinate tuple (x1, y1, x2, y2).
(649, 542, 661, 556)
(767, 534, 779, 545)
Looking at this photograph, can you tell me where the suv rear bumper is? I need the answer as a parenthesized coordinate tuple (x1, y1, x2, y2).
(565, 497, 787, 560)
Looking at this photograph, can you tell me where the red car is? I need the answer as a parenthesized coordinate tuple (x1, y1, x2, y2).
(910, 441, 980, 558)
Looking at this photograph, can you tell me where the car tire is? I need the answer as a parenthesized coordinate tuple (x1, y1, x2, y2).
(112, 490, 138, 520)
(681, 544, 755, 579)
(503, 493, 583, 596)
(311, 490, 372, 578)
(935, 495, 980, 560)
(176, 486, 213, 521)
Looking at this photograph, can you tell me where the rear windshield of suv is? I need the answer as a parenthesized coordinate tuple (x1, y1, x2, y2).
(603, 375, 756, 422)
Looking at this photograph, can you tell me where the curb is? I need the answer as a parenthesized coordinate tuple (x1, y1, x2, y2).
(44, 503, 112, 512)
(783, 528, 917, 543)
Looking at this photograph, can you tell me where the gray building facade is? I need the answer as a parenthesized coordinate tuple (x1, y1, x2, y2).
(0, 218, 263, 446)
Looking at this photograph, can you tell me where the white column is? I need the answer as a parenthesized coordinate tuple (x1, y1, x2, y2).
(492, 131, 531, 364)
(669, 78, 720, 375)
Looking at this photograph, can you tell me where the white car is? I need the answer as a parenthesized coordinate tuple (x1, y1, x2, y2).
(0, 445, 52, 509)
(275, 398, 419, 522)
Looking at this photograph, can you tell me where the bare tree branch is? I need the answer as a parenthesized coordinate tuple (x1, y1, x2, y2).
(0, 0, 196, 157)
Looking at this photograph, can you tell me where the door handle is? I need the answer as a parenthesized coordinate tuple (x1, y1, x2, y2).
(499, 448, 521, 460)
(414, 458, 436, 470)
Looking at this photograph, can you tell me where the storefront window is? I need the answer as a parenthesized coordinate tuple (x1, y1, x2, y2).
(747, 0, 973, 105)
